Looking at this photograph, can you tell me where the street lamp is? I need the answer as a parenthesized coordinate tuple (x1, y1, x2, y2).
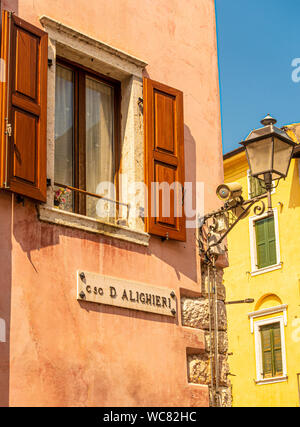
(200, 115, 297, 261)
(240, 114, 296, 212)
(198, 114, 296, 408)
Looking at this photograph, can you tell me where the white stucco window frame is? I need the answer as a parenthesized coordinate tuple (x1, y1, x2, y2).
(249, 208, 282, 276)
(38, 16, 150, 246)
(248, 306, 288, 385)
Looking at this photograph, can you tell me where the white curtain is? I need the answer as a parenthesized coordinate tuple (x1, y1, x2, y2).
(85, 77, 114, 219)
(54, 65, 74, 211)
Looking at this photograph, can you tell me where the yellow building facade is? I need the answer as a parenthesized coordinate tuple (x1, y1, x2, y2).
(223, 124, 300, 407)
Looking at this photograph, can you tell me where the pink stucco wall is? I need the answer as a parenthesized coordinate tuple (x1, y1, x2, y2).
(0, 0, 223, 406)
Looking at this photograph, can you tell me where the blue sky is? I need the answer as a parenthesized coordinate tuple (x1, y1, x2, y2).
(215, 0, 300, 153)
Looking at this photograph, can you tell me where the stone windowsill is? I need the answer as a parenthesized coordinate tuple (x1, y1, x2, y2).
(250, 262, 282, 277)
(255, 375, 288, 385)
(38, 205, 150, 246)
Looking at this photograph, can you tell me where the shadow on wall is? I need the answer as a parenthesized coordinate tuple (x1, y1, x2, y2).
(0, 0, 18, 407)
(78, 298, 178, 326)
(12, 200, 60, 273)
(148, 124, 198, 284)
(12, 130, 198, 288)
(12, 198, 148, 271)
(142, 68, 199, 283)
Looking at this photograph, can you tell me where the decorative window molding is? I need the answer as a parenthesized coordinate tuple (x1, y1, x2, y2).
(248, 310, 288, 385)
(248, 304, 288, 333)
(39, 16, 147, 78)
(248, 208, 281, 276)
(39, 16, 150, 246)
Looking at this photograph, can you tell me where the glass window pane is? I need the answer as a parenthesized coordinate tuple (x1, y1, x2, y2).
(85, 76, 115, 219)
(273, 138, 293, 178)
(54, 65, 74, 211)
(246, 137, 273, 179)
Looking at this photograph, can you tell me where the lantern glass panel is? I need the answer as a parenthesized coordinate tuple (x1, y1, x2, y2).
(246, 137, 273, 179)
(273, 138, 294, 178)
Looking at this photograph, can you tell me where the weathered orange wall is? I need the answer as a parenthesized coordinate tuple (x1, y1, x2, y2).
(0, 0, 223, 406)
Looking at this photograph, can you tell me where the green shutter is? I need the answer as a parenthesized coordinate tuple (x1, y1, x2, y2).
(260, 323, 282, 378)
(256, 219, 268, 268)
(267, 217, 277, 266)
(250, 175, 266, 198)
(261, 326, 273, 378)
(273, 324, 283, 376)
(255, 216, 277, 269)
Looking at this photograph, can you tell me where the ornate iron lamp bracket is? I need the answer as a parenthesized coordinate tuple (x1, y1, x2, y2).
(198, 193, 268, 265)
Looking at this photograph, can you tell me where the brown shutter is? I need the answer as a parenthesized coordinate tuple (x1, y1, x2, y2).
(144, 77, 186, 241)
(0, 11, 47, 202)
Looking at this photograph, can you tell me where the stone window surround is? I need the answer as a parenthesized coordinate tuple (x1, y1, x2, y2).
(248, 306, 288, 385)
(38, 16, 150, 246)
(248, 208, 282, 276)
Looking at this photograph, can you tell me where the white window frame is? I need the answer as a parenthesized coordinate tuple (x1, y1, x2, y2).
(38, 16, 150, 246)
(249, 208, 281, 276)
(247, 169, 275, 200)
(248, 306, 288, 385)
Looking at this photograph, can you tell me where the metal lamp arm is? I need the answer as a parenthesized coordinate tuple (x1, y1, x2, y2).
(199, 193, 268, 262)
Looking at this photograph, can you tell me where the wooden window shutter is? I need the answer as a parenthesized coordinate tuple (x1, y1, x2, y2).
(143, 77, 186, 241)
(261, 326, 273, 378)
(249, 174, 255, 198)
(0, 11, 48, 202)
(272, 324, 283, 376)
(261, 323, 283, 378)
(267, 216, 277, 266)
(249, 174, 265, 199)
(255, 216, 276, 269)
(255, 178, 266, 197)
(255, 218, 268, 269)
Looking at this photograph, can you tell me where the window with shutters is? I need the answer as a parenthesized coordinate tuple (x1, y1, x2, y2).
(0, 12, 152, 245)
(1, 12, 187, 244)
(37, 16, 187, 245)
(260, 322, 283, 378)
(252, 313, 287, 385)
(249, 209, 281, 276)
(0, 14, 187, 245)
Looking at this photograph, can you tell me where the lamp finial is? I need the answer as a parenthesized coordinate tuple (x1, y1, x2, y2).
(261, 114, 277, 126)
